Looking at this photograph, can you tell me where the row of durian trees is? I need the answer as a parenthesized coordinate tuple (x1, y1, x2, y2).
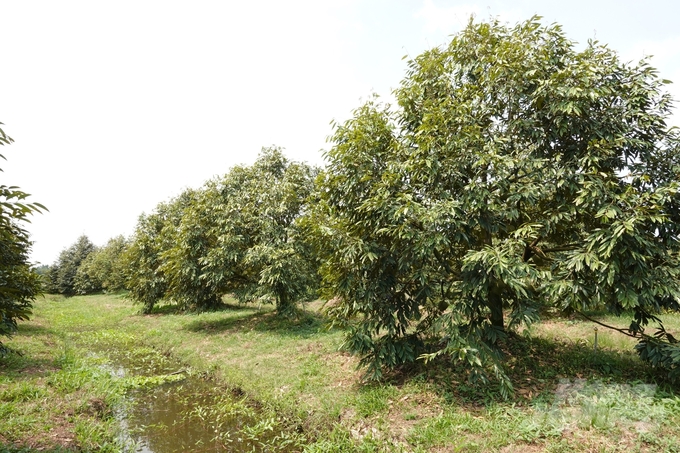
(44, 17, 680, 393)
(45, 147, 319, 317)
(125, 147, 320, 315)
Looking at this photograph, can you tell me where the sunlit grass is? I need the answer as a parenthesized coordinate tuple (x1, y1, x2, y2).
(2, 294, 680, 451)
(0, 309, 127, 452)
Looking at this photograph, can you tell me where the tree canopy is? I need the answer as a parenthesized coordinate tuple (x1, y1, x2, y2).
(74, 235, 129, 294)
(197, 147, 320, 314)
(124, 190, 196, 313)
(0, 123, 45, 355)
(125, 147, 319, 314)
(312, 17, 680, 392)
(47, 235, 96, 296)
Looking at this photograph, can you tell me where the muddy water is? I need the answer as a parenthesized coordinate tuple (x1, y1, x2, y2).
(99, 347, 300, 453)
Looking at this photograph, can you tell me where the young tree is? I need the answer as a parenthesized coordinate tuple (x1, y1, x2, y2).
(49, 235, 96, 296)
(0, 123, 46, 355)
(158, 188, 225, 310)
(196, 147, 319, 314)
(73, 249, 103, 295)
(314, 17, 680, 390)
(124, 191, 195, 313)
(74, 235, 130, 294)
(125, 148, 319, 315)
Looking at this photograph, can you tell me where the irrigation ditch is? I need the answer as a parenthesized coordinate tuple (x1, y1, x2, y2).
(82, 331, 306, 452)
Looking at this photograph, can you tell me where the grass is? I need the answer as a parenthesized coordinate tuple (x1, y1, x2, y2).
(0, 304, 127, 452)
(2, 294, 680, 452)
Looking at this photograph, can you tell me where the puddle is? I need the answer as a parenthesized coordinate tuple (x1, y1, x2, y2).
(92, 345, 302, 452)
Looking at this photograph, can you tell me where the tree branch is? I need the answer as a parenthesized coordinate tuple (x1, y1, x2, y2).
(488, 161, 555, 192)
(433, 248, 454, 275)
(575, 310, 639, 339)
(522, 236, 542, 262)
(541, 244, 581, 253)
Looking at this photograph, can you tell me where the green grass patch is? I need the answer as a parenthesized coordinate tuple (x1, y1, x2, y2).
(2, 294, 680, 452)
(0, 322, 126, 451)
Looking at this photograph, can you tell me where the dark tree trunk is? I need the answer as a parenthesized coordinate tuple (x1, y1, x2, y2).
(276, 290, 293, 315)
(483, 225, 504, 331)
(488, 286, 504, 331)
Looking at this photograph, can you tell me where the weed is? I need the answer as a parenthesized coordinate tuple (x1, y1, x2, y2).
(355, 384, 399, 417)
(0, 381, 48, 402)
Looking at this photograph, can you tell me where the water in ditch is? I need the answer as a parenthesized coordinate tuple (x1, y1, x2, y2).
(95, 345, 304, 453)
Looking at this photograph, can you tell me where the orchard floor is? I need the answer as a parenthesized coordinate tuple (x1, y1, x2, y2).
(1, 294, 680, 452)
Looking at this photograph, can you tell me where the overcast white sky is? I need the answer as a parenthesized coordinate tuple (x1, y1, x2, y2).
(2, 0, 679, 265)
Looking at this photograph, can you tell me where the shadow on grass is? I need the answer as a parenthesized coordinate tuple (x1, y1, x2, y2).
(383, 334, 677, 408)
(0, 351, 59, 378)
(15, 324, 51, 337)
(146, 301, 254, 316)
(183, 307, 333, 339)
(1, 325, 60, 376)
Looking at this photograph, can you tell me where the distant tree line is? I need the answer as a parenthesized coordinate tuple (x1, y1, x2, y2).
(44, 235, 129, 296)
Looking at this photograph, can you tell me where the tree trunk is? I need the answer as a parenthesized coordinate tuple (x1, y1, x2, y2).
(483, 223, 504, 331)
(276, 290, 293, 316)
(488, 285, 504, 331)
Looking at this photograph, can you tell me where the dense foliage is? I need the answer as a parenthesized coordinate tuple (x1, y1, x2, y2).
(34, 17, 680, 390)
(0, 123, 45, 355)
(198, 147, 320, 314)
(124, 189, 200, 312)
(125, 147, 319, 314)
(47, 235, 96, 296)
(74, 235, 129, 294)
(312, 17, 680, 391)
